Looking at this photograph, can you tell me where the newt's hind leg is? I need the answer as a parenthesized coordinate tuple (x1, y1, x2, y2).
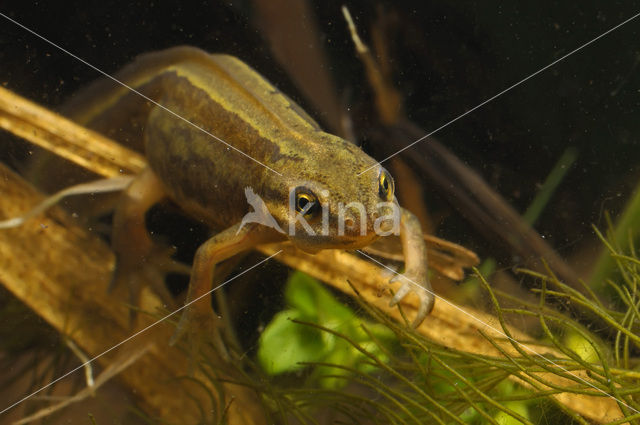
(111, 168, 174, 321)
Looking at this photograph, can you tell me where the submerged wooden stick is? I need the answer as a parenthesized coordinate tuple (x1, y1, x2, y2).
(0, 164, 265, 424)
(0, 86, 145, 176)
(0, 85, 623, 422)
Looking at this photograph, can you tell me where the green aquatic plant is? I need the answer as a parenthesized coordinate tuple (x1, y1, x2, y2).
(589, 180, 640, 293)
(249, 230, 640, 424)
(254, 274, 537, 424)
(258, 271, 398, 389)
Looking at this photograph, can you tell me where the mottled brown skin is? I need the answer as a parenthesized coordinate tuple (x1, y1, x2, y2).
(64, 46, 434, 341)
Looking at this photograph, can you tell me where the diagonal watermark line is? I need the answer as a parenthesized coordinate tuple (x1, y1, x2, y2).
(0, 12, 283, 177)
(358, 10, 640, 176)
(2, 4, 636, 418)
(356, 249, 640, 414)
(0, 250, 282, 416)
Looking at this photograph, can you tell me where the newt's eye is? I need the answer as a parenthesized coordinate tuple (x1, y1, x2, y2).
(293, 187, 320, 218)
(378, 169, 395, 201)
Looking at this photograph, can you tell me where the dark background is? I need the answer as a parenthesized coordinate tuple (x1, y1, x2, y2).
(1, 1, 639, 422)
(1, 1, 638, 267)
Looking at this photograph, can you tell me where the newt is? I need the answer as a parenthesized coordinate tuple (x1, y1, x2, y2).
(56, 46, 435, 340)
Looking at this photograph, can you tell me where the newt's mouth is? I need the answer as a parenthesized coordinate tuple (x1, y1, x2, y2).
(333, 232, 381, 249)
(290, 230, 380, 253)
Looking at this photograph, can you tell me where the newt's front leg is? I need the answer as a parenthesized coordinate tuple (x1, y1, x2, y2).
(389, 207, 435, 326)
(170, 223, 284, 348)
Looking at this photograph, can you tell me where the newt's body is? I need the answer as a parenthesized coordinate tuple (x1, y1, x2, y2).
(62, 46, 434, 338)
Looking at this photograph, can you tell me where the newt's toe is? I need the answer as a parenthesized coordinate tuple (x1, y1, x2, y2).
(412, 289, 435, 327)
(389, 271, 435, 327)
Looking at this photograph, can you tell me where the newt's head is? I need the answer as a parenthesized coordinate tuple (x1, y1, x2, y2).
(264, 137, 400, 253)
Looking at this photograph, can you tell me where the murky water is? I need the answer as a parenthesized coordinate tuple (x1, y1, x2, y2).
(1, 2, 638, 424)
